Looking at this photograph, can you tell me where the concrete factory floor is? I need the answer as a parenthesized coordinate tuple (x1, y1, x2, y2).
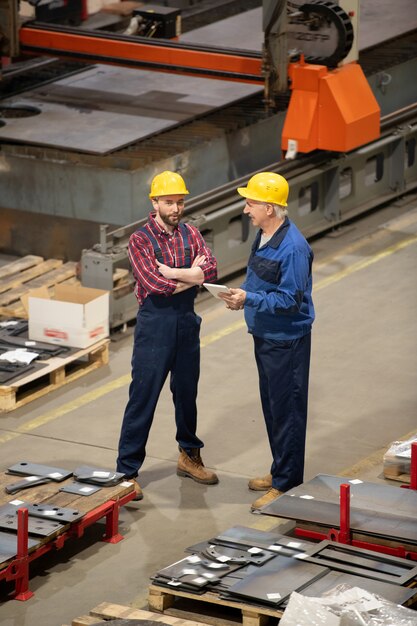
(0, 196, 416, 626)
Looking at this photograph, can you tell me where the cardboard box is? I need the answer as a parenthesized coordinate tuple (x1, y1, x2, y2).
(28, 285, 109, 349)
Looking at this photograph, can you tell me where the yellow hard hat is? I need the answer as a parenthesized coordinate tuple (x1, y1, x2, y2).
(237, 172, 289, 206)
(149, 171, 189, 198)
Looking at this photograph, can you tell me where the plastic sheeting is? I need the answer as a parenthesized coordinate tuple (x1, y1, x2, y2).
(280, 585, 417, 626)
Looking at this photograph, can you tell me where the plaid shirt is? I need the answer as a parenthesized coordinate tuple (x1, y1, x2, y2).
(129, 212, 217, 305)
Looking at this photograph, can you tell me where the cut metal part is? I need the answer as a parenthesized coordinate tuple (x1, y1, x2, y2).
(0, 513, 64, 537)
(259, 474, 417, 544)
(73, 465, 124, 486)
(5, 475, 52, 495)
(25, 503, 83, 523)
(223, 555, 329, 606)
(59, 481, 101, 496)
(154, 555, 243, 590)
(7, 462, 72, 481)
(301, 540, 417, 585)
(204, 543, 275, 566)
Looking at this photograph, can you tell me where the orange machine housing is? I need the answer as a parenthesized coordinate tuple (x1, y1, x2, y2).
(282, 57, 380, 154)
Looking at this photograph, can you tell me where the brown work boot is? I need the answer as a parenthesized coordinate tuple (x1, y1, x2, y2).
(251, 487, 284, 512)
(177, 448, 219, 485)
(129, 478, 143, 501)
(248, 473, 272, 491)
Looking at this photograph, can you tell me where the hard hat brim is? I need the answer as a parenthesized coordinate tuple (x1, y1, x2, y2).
(149, 191, 189, 199)
(237, 186, 287, 206)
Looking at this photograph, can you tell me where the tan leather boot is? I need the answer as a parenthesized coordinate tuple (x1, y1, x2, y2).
(177, 448, 219, 485)
(248, 473, 272, 491)
(251, 487, 283, 512)
(129, 478, 143, 501)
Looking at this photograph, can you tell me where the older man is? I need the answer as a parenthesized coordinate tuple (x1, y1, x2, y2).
(220, 172, 315, 511)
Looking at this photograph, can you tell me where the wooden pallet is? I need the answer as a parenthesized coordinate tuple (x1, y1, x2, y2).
(148, 584, 282, 626)
(0, 255, 79, 318)
(70, 602, 219, 626)
(0, 338, 109, 412)
(383, 469, 411, 484)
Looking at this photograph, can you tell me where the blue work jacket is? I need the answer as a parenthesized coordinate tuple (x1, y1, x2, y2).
(242, 218, 315, 340)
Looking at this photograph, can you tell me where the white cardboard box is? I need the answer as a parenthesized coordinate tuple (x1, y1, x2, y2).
(28, 284, 109, 349)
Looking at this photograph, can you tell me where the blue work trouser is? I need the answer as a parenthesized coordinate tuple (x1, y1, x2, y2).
(116, 292, 204, 478)
(253, 332, 312, 492)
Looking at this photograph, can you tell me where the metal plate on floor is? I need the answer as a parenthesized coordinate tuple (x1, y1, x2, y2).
(7, 462, 72, 481)
(0, 65, 261, 154)
(59, 481, 102, 496)
(0, 513, 64, 537)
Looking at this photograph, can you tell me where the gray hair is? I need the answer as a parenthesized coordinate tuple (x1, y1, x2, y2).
(271, 204, 288, 219)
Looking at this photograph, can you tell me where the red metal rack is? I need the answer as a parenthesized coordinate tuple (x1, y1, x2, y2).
(294, 443, 417, 561)
(0, 490, 135, 601)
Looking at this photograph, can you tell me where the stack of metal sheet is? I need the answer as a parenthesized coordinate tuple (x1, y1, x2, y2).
(258, 474, 417, 545)
(150, 525, 417, 608)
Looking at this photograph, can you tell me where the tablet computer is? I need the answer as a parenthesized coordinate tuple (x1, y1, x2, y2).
(203, 283, 231, 299)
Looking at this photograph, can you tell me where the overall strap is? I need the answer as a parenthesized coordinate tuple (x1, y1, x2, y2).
(138, 226, 164, 263)
(179, 223, 192, 268)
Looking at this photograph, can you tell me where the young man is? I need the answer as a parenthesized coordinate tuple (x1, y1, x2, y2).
(117, 171, 219, 500)
(220, 172, 315, 511)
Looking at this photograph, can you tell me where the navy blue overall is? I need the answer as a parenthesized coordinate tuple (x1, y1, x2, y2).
(116, 224, 203, 479)
(254, 333, 311, 492)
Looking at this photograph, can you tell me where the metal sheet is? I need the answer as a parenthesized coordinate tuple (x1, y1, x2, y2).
(224, 555, 329, 606)
(26, 503, 83, 523)
(0, 513, 64, 537)
(302, 540, 417, 585)
(7, 462, 72, 481)
(5, 476, 53, 495)
(155, 555, 241, 589)
(74, 465, 124, 486)
(59, 481, 101, 496)
(260, 474, 417, 544)
(0, 65, 261, 154)
(298, 570, 417, 606)
(0, 530, 38, 565)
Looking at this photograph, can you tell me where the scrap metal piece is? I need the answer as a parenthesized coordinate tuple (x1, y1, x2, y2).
(59, 481, 101, 496)
(155, 554, 242, 589)
(204, 543, 275, 566)
(7, 462, 72, 481)
(5, 475, 52, 495)
(73, 465, 124, 486)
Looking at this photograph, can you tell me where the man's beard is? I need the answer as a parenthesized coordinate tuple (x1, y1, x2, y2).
(160, 212, 180, 227)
